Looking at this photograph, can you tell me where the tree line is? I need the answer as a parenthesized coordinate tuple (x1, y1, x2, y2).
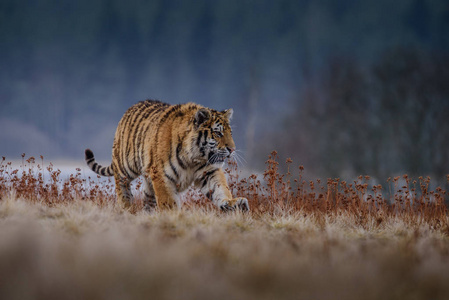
(267, 47, 449, 179)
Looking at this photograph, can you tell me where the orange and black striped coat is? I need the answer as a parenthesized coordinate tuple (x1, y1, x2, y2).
(85, 100, 248, 211)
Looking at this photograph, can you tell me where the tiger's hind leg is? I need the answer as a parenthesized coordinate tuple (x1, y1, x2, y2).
(143, 176, 157, 212)
(114, 174, 134, 209)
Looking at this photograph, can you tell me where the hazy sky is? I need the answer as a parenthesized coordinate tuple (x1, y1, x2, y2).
(1, 0, 447, 177)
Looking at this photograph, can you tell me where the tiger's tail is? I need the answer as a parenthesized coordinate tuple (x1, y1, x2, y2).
(85, 149, 114, 177)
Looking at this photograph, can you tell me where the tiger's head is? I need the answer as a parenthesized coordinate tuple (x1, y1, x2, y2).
(192, 107, 236, 165)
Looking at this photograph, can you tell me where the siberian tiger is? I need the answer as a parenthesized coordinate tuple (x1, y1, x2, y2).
(85, 100, 249, 211)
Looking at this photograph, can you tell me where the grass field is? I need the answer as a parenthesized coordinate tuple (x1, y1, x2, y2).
(1, 153, 449, 300)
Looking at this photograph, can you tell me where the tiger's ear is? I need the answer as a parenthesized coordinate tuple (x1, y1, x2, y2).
(223, 108, 233, 121)
(194, 108, 210, 126)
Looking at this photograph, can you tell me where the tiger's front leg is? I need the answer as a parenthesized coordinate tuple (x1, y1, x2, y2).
(196, 168, 249, 211)
(148, 167, 178, 210)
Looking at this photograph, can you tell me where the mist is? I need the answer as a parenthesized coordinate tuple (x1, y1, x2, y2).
(1, 0, 448, 180)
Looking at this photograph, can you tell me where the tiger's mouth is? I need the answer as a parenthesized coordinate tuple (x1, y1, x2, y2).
(208, 151, 228, 164)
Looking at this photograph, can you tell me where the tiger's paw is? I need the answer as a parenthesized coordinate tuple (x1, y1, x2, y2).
(220, 197, 249, 212)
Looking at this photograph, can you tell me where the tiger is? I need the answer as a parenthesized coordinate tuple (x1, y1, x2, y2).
(85, 100, 249, 212)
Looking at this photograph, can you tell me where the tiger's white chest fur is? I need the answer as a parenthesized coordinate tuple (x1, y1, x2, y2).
(163, 160, 223, 193)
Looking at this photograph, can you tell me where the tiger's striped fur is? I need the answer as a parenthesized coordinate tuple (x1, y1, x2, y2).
(85, 100, 248, 211)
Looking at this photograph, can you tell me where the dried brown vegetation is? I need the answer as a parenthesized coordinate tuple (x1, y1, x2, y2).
(0, 152, 449, 300)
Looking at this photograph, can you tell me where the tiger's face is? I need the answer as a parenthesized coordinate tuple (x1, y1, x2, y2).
(193, 108, 236, 165)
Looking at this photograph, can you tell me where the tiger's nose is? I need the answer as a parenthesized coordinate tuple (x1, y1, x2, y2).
(226, 147, 235, 154)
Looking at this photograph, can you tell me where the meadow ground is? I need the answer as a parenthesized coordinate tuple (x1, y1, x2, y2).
(1, 153, 449, 300)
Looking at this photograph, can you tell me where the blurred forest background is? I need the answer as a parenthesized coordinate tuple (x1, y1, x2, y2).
(1, 0, 449, 180)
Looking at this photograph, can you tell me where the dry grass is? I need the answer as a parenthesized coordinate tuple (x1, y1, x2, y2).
(1, 153, 449, 300)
